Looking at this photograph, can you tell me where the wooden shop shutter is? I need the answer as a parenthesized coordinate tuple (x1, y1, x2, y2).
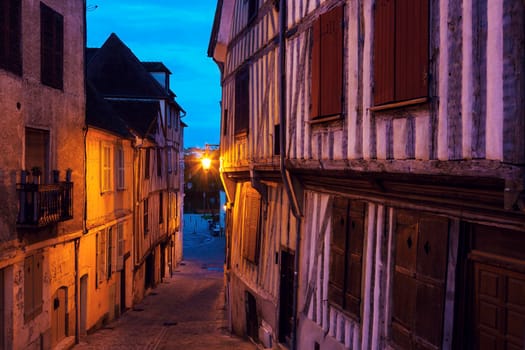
(235, 66, 250, 134)
(242, 189, 261, 264)
(345, 201, 365, 317)
(311, 5, 343, 119)
(328, 197, 348, 307)
(391, 211, 448, 349)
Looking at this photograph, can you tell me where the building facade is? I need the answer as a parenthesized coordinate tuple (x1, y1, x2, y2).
(209, 0, 525, 349)
(0, 0, 85, 348)
(87, 33, 185, 305)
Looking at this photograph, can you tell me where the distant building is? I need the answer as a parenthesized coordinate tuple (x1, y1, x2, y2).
(209, 1, 525, 349)
(0, 0, 85, 348)
(87, 33, 186, 305)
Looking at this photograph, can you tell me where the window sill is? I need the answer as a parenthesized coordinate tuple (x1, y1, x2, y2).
(369, 97, 428, 112)
(307, 114, 343, 125)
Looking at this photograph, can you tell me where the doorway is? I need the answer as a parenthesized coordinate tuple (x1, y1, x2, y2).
(51, 287, 67, 347)
(456, 224, 525, 349)
(80, 275, 88, 336)
(279, 250, 294, 345)
(245, 291, 258, 342)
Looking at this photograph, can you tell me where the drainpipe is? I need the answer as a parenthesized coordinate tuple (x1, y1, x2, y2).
(278, 1, 302, 350)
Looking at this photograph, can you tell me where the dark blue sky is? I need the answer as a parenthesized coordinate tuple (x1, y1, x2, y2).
(87, 0, 221, 148)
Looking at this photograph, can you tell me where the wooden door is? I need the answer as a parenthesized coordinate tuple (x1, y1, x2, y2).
(51, 288, 66, 347)
(458, 224, 525, 349)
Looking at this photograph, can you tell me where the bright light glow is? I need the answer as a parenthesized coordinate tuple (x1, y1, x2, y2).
(201, 156, 211, 170)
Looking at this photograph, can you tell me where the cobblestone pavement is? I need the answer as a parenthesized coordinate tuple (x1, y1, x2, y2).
(74, 230, 257, 350)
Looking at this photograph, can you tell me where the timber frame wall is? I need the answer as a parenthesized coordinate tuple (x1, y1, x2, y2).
(210, 0, 525, 349)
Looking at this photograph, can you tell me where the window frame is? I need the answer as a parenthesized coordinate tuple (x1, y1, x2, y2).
(0, 0, 22, 76)
(40, 2, 63, 89)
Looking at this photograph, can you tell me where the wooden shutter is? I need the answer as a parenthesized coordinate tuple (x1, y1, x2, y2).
(235, 66, 250, 134)
(34, 253, 43, 313)
(319, 5, 343, 117)
(40, 3, 63, 89)
(24, 255, 34, 318)
(395, 0, 428, 101)
(311, 6, 343, 118)
(373, 0, 395, 105)
(345, 202, 365, 317)
(328, 197, 348, 307)
(392, 210, 448, 349)
(0, 0, 22, 75)
(242, 189, 261, 264)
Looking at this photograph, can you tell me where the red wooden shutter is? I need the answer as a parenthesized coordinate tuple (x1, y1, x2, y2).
(373, 0, 395, 105)
(319, 5, 343, 117)
(328, 197, 348, 307)
(311, 18, 321, 118)
(395, 0, 429, 101)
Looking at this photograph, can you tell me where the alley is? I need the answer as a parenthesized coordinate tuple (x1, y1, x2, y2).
(74, 216, 256, 350)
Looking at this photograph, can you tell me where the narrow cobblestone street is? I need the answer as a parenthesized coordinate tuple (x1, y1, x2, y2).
(74, 216, 256, 350)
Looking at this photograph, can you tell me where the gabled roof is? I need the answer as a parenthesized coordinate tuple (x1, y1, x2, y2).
(108, 100, 161, 138)
(87, 33, 169, 99)
(86, 82, 133, 138)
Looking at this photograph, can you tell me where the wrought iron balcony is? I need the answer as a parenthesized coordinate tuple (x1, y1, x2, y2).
(17, 181, 73, 227)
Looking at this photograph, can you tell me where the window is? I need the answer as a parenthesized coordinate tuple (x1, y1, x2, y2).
(0, 0, 22, 75)
(242, 186, 262, 264)
(373, 0, 429, 106)
(107, 227, 114, 279)
(311, 5, 343, 119)
(167, 108, 172, 129)
(101, 143, 112, 192)
(144, 148, 150, 179)
(116, 147, 125, 189)
(116, 222, 125, 271)
(143, 198, 149, 234)
(234, 66, 249, 135)
(328, 198, 365, 319)
(157, 148, 162, 177)
(247, 0, 257, 23)
(167, 149, 172, 173)
(40, 2, 63, 89)
(25, 128, 49, 182)
(24, 253, 43, 321)
(96, 231, 106, 287)
(159, 192, 163, 223)
(391, 210, 448, 349)
(222, 109, 228, 136)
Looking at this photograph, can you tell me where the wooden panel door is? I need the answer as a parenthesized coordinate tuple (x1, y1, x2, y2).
(473, 263, 525, 350)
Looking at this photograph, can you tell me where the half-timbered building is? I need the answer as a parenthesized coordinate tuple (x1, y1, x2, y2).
(209, 0, 525, 349)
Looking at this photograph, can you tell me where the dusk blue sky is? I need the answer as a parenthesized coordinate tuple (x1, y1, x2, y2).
(86, 0, 221, 148)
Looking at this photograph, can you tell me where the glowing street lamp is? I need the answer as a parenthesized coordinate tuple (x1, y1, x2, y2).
(201, 156, 211, 171)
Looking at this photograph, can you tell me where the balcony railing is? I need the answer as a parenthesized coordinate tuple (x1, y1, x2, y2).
(17, 181, 73, 227)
